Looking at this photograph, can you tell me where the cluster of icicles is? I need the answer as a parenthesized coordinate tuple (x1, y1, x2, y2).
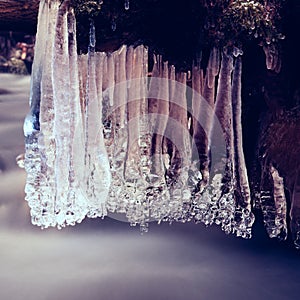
(23, 0, 284, 240)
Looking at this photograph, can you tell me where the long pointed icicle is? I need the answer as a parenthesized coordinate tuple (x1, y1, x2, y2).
(191, 51, 220, 228)
(101, 53, 115, 155)
(52, 0, 94, 227)
(107, 52, 115, 107)
(148, 58, 170, 180)
(36, 0, 58, 227)
(191, 65, 202, 156)
(52, 0, 82, 227)
(263, 44, 281, 73)
(126, 46, 134, 88)
(24, 0, 60, 228)
(65, 7, 88, 225)
(232, 56, 251, 210)
(200, 68, 215, 187)
(167, 72, 190, 176)
(192, 50, 216, 193)
(167, 72, 192, 221)
(77, 54, 88, 114)
(110, 46, 128, 211)
(84, 19, 110, 218)
(214, 48, 234, 166)
(260, 164, 279, 237)
(231, 54, 254, 237)
(146, 55, 171, 222)
(209, 48, 237, 235)
(125, 45, 143, 181)
(164, 64, 176, 177)
(113, 45, 127, 129)
(290, 170, 300, 248)
(125, 46, 151, 230)
(207, 47, 220, 89)
(270, 165, 288, 240)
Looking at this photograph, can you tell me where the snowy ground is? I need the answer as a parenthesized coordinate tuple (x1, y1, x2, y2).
(0, 73, 300, 300)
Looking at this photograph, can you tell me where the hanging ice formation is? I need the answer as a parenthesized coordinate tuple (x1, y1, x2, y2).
(24, 0, 110, 229)
(24, 0, 255, 237)
(263, 44, 281, 74)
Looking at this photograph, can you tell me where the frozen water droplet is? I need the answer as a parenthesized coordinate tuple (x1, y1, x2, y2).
(124, 0, 130, 10)
(111, 19, 116, 31)
(232, 47, 243, 57)
(24, 113, 39, 136)
(16, 153, 25, 168)
(89, 19, 96, 48)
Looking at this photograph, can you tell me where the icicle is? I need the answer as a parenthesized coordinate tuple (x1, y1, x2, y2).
(95, 52, 106, 104)
(64, 7, 89, 225)
(107, 53, 115, 107)
(96, 51, 113, 159)
(214, 48, 234, 163)
(196, 65, 215, 192)
(52, 1, 83, 228)
(290, 170, 300, 248)
(167, 72, 192, 221)
(191, 59, 220, 227)
(102, 50, 123, 214)
(78, 54, 88, 113)
(105, 46, 132, 216)
(113, 45, 127, 129)
(263, 45, 273, 70)
(148, 59, 170, 179)
(263, 44, 280, 72)
(54, 1, 97, 227)
(24, 0, 60, 228)
(211, 47, 220, 76)
(169, 65, 176, 111)
(27, 0, 49, 109)
(111, 19, 116, 32)
(207, 68, 214, 90)
(125, 45, 143, 181)
(270, 165, 288, 240)
(100, 53, 115, 154)
(101, 53, 108, 93)
(190, 65, 205, 192)
(210, 48, 236, 234)
(84, 18, 111, 218)
(146, 55, 171, 221)
(38, 1, 59, 227)
(192, 65, 201, 139)
(126, 46, 134, 88)
(84, 19, 96, 149)
(125, 46, 151, 228)
(164, 64, 176, 171)
(260, 164, 285, 239)
(231, 55, 254, 237)
(274, 55, 282, 74)
(232, 56, 251, 209)
(24, 0, 94, 228)
(168, 72, 190, 162)
(207, 47, 219, 89)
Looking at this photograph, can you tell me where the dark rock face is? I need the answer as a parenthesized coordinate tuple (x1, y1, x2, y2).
(0, 0, 39, 33)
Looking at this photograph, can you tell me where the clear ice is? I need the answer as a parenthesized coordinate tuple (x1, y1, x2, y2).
(25, 0, 297, 244)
